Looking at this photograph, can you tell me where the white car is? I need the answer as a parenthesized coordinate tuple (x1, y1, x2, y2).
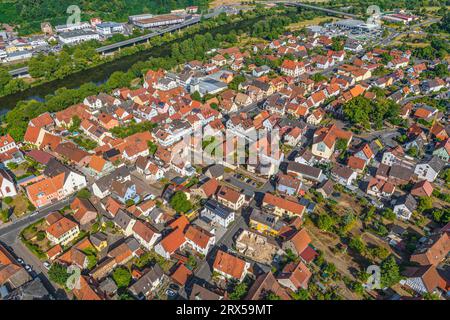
(17, 258, 25, 265)
(25, 265, 32, 272)
(30, 211, 39, 217)
(43, 262, 51, 270)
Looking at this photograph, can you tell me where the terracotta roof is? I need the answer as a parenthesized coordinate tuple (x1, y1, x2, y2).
(89, 155, 106, 172)
(26, 174, 65, 204)
(246, 272, 291, 300)
(217, 185, 242, 204)
(199, 178, 219, 198)
(185, 225, 213, 249)
(169, 215, 190, 232)
(72, 276, 104, 300)
(299, 246, 318, 263)
(40, 133, 62, 150)
(26, 150, 54, 165)
(288, 229, 312, 254)
(24, 127, 42, 144)
(411, 232, 450, 266)
(411, 180, 434, 197)
(263, 193, 305, 216)
(347, 156, 366, 170)
(30, 112, 54, 128)
(46, 217, 78, 239)
(170, 264, 193, 286)
(132, 220, 158, 243)
(278, 261, 311, 289)
(159, 229, 186, 255)
(46, 245, 63, 260)
(213, 250, 247, 280)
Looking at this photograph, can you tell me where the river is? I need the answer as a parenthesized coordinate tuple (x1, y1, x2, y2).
(0, 15, 264, 114)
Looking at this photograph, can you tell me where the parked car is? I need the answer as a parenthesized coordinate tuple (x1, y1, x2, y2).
(25, 265, 32, 272)
(166, 289, 177, 298)
(43, 262, 51, 270)
(17, 258, 25, 265)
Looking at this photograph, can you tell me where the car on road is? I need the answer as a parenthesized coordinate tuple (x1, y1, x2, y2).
(30, 211, 40, 217)
(166, 289, 177, 298)
(25, 265, 32, 272)
(17, 258, 25, 265)
(43, 262, 51, 270)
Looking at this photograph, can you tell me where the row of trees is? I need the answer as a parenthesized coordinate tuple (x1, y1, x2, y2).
(5, 0, 209, 35)
(0, 67, 30, 97)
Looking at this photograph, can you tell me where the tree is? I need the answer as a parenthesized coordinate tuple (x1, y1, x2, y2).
(331, 37, 344, 51)
(291, 288, 309, 300)
(0, 67, 12, 94)
(3, 197, 13, 205)
(417, 197, 433, 213)
(349, 237, 366, 255)
(69, 116, 81, 132)
(380, 255, 401, 288)
(112, 267, 131, 288)
(266, 292, 281, 300)
(170, 192, 192, 213)
(317, 214, 334, 231)
(370, 246, 390, 260)
(191, 91, 202, 102)
(335, 139, 348, 153)
(148, 141, 158, 155)
(382, 208, 396, 221)
(229, 282, 248, 300)
(407, 146, 418, 158)
(423, 292, 440, 300)
(228, 74, 246, 91)
(0, 210, 9, 223)
(48, 263, 69, 286)
(76, 188, 91, 199)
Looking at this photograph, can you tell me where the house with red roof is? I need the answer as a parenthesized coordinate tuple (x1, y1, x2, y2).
(132, 220, 162, 251)
(213, 250, 250, 282)
(281, 60, 305, 77)
(277, 261, 311, 291)
(46, 216, 80, 245)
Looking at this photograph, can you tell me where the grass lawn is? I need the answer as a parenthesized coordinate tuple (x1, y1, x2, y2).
(134, 250, 175, 273)
(391, 32, 439, 48)
(20, 219, 50, 260)
(69, 135, 98, 151)
(11, 193, 33, 217)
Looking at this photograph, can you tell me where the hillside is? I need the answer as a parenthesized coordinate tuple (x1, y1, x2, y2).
(0, 0, 209, 34)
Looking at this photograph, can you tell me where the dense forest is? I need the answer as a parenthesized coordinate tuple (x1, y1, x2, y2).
(0, 0, 209, 34)
(327, 0, 448, 14)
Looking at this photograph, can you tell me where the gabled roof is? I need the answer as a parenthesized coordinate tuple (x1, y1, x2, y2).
(132, 220, 159, 243)
(46, 217, 78, 239)
(288, 229, 311, 254)
(213, 250, 247, 279)
(263, 193, 305, 216)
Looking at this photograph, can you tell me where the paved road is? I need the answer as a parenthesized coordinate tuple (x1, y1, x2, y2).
(0, 197, 73, 242)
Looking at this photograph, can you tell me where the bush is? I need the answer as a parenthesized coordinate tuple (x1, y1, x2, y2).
(48, 263, 70, 286)
(36, 231, 46, 241)
(112, 267, 131, 288)
(316, 213, 334, 232)
(229, 282, 248, 300)
(76, 188, 91, 199)
(3, 196, 13, 205)
(169, 191, 192, 213)
(349, 237, 366, 255)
